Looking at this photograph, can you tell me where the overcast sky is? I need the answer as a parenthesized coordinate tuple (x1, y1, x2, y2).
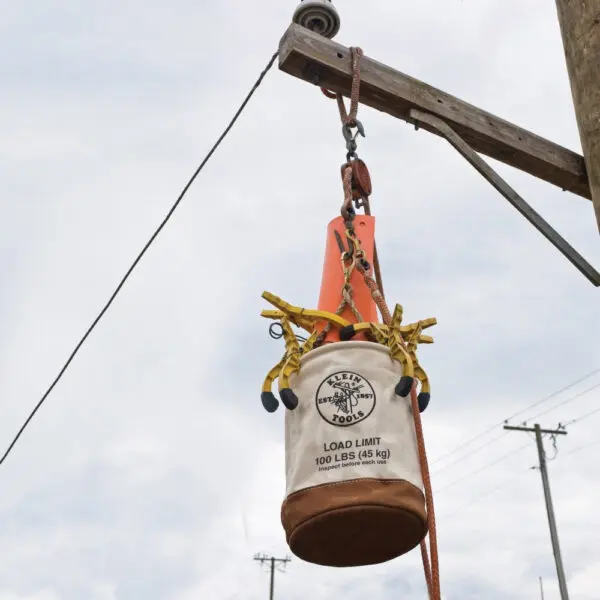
(1, 1, 599, 599)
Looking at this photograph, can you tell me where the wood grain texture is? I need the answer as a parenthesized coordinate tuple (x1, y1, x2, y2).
(279, 24, 591, 201)
(555, 0, 600, 231)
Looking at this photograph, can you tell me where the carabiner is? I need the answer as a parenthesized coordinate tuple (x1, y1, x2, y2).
(342, 119, 366, 158)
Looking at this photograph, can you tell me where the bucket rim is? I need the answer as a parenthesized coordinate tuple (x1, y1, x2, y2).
(300, 340, 390, 366)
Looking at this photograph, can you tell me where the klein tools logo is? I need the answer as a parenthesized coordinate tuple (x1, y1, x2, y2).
(315, 371, 376, 427)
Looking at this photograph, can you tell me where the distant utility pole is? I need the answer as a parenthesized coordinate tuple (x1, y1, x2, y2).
(253, 553, 291, 600)
(504, 423, 569, 600)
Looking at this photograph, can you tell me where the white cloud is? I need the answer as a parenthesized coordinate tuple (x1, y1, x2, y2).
(1, 1, 599, 599)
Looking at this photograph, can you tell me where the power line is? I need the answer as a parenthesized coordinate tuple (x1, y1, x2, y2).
(434, 442, 530, 494)
(562, 404, 600, 427)
(561, 437, 600, 458)
(430, 424, 503, 467)
(439, 468, 531, 519)
(522, 381, 600, 423)
(504, 367, 600, 422)
(0, 50, 280, 467)
(439, 408, 600, 518)
(430, 366, 600, 466)
(431, 431, 508, 475)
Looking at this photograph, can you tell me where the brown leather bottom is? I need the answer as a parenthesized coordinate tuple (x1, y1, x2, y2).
(281, 478, 427, 567)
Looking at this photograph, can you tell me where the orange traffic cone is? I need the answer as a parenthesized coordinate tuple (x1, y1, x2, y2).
(316, 214, 378, 343)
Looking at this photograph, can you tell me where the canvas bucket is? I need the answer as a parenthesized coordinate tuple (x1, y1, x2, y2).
(281, 341, 427, 567)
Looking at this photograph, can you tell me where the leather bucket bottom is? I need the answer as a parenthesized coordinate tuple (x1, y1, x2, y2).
(281, 477, 427, 567)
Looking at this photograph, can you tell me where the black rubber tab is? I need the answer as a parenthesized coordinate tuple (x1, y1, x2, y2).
(261, 391, 279, 413)
(280, 388, 299, 411)
(395, 376, 414, 398)
(339, 325, 357, 341)
(417, 392, 431, 413)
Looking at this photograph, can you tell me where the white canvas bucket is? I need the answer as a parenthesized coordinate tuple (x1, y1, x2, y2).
(281, 341, 427, 567)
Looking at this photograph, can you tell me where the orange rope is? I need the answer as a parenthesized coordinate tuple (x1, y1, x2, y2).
(411, 384, 441, 600)
(321, 47, 364, 127)
(324, 48, 441, 597)
(362, 264, 441, 599)
(321, 88, 337, 100)
(420, 537, 434, 599)
(365, 269, 440, 598)
(355, 231, 441, 599)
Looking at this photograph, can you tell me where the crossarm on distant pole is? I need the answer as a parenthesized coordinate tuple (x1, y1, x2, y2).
(503, 425, 568, 435)
(278, 23, 590, 200)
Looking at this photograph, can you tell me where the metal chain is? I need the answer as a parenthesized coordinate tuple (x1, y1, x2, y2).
(314, 253, 364, 347)
(314, 165, 364, 348)
(361, 196, 385, 301)
(342, 163, 393, 326)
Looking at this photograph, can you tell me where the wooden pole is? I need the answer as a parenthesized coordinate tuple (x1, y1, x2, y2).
(254, 554, 291, 599)
(554, 0, 600, 233)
